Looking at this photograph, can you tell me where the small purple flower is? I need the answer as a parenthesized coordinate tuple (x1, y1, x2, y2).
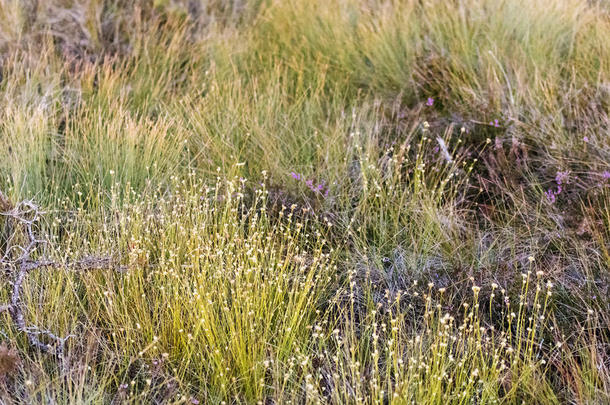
(489, 119, 500, 128)
(290, 171, 329, 198)
(555, 171, 570, 185)
(426, 97, 434, 106)
(602, 171, 610, 180)
(583, 136, 589, 143)
(543, 171, 570, 204)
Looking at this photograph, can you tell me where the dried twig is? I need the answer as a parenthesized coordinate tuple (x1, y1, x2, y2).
(0, 195, 126, 356)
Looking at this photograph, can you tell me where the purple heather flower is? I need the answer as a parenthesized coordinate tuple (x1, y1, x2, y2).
(426, 97, 434, 106)
(545, 189, 556, 204)
(602, 171, 610, 180)
(290, 171, 329, 197)
(583, 136, 589, 143)
(555, 171, 570, 185)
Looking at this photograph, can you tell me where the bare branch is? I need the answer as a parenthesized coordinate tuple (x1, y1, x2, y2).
(1, 194, 126, 357)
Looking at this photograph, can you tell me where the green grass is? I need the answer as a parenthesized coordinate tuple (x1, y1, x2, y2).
(0, 0, 608, 403)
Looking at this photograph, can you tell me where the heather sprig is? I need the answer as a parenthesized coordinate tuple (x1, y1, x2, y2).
(290, 171, 329, 197)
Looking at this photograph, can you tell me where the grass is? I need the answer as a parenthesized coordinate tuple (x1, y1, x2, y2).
(0, 0, 608, 403)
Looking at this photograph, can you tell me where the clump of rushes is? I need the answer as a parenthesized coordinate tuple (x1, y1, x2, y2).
(66, 180, 580, 404)
(77, 176, 337, 403)
(341, 120, 485, 266)
(306, 267, 559, 404)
